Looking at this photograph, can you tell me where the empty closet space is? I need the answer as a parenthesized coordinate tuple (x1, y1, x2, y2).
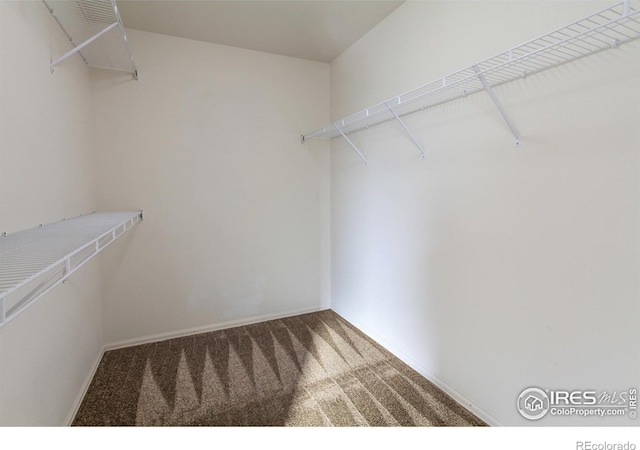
(1, 0, 638, 438)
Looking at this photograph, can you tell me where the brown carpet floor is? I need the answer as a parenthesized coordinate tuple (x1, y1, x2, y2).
(73, 309, 486, 426)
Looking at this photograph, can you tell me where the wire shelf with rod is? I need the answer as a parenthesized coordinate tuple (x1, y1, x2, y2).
(0, 211, 143, 329)
(302, 0, 640, 163)
(42, 0, 138, 78)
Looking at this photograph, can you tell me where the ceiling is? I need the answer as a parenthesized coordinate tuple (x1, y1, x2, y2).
(116, 1, 404, 63)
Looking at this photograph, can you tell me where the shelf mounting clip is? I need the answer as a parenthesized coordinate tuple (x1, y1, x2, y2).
(473, 65, 522, 147)
(334, 124, 368, 166)
(385, 103, 426, 158)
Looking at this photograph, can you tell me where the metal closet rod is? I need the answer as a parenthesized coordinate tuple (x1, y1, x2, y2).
(302, 0, 640, 164)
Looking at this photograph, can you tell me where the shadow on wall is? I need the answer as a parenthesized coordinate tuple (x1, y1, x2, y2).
(72, 310, 485, 426)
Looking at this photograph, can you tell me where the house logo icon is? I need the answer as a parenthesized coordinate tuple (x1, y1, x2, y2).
(517, 387, 550, 420)
(525, 395, 544, 411)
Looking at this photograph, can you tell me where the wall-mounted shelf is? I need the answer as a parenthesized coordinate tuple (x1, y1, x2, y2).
(42, 0, 138, 78)
(0, 211, 142, 329)
(302, 0, 640, 164)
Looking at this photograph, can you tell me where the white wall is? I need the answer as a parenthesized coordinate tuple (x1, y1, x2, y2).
(91, 30, 331, 345)
(0, 1, 103, 425)
(330, 1, 640, 426)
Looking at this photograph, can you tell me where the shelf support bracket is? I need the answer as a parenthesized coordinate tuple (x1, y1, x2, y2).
(50, 21, 119, 72)
(385, 103, 426, 159)
(473, 66, 522, 147)
(334, 125, 368, 166)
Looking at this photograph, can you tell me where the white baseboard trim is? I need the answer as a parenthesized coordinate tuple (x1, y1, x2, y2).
(331, 307, 504, 427)
(64, 346, 105, 426)
(104, 305, 328, 351)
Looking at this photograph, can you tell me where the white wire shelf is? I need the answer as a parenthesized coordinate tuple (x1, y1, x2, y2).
(42, 0, 138, 78)
(302, 0, 640, 161)
(0, 211, 142, 329)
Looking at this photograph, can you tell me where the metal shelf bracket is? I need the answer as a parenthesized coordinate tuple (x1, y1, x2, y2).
(473, 66, 522, 147)
(335, 124, 368, 166)
(50, 21, 119, 73)
(42, 0, 138, 79)
(385, 103, 427, 158)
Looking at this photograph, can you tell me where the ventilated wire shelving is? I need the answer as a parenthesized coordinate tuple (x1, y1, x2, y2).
(42, 0, 137, 78)
(302, 0, 640, 164)
(0, 211, 142, 329)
